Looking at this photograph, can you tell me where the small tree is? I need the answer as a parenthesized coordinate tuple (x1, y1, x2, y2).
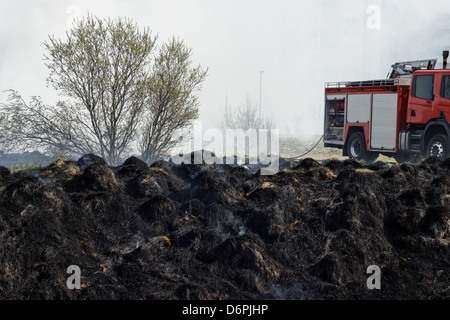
(222, 96, 274, 131)
(138, 37, 208, 163)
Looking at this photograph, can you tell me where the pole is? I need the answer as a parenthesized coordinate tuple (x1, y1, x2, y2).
(444, 51, 449, 70)
(259, 71, 264, 119)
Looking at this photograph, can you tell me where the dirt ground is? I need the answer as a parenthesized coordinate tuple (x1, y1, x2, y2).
(0, 152, 449, 300)
(279, 135, 396, 163)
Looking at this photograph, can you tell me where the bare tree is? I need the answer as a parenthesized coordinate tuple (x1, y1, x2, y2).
(222, 95, 274, 131)
(138, 37, 208, 163)
(0, 91, 98, 157)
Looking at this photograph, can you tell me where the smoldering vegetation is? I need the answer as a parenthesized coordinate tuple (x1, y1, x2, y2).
(0, 153, 449, 300)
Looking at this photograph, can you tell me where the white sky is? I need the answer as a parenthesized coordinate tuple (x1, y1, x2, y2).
(1, 0, 450, 137)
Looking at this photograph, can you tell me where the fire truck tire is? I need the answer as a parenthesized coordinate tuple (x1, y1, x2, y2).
(426, 134, 449, 160)
(347, 132, 378, 163)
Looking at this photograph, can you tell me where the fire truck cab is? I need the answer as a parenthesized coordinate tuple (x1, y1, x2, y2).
(324, 53, 450, 163)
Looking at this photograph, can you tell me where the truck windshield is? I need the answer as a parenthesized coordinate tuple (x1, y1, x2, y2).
(441, 76, 450, 99)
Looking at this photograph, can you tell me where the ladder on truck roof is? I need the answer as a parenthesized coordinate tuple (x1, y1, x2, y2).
(325, 58, 437, 89)
(325, 78, 410, 88)
(387, 59, 437, 79)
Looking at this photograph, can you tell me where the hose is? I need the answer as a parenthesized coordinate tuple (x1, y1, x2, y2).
(292, 113, 337, 160)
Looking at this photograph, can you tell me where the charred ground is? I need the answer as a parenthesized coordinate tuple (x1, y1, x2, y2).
(0, 153, 449, 300)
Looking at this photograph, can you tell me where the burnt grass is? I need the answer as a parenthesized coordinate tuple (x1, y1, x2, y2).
(0, 153, 449, 300)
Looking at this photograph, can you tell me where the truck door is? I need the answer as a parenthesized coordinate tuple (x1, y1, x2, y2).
(437, 74, 450, 119)
(408, 74, 434, 124)
(370, 93, 398, 151)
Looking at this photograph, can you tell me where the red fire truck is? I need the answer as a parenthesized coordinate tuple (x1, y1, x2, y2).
(324, 51, 450, 163)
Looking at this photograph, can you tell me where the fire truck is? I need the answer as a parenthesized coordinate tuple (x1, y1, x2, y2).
(324, 51, 450, 163)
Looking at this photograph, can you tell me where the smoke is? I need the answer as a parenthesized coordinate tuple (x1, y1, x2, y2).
(2, 0, 450, 145)
(270, 283, 308, 300)
(211, 209, 248, 241)
(199, 0, 450, 137)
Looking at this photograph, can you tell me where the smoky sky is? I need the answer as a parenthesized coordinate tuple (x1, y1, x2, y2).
(1, 0, 450, 136)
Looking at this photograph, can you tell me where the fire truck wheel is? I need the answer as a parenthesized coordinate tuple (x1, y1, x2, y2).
(347, 132, 377, 163)
(426, 134, 449, 160)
